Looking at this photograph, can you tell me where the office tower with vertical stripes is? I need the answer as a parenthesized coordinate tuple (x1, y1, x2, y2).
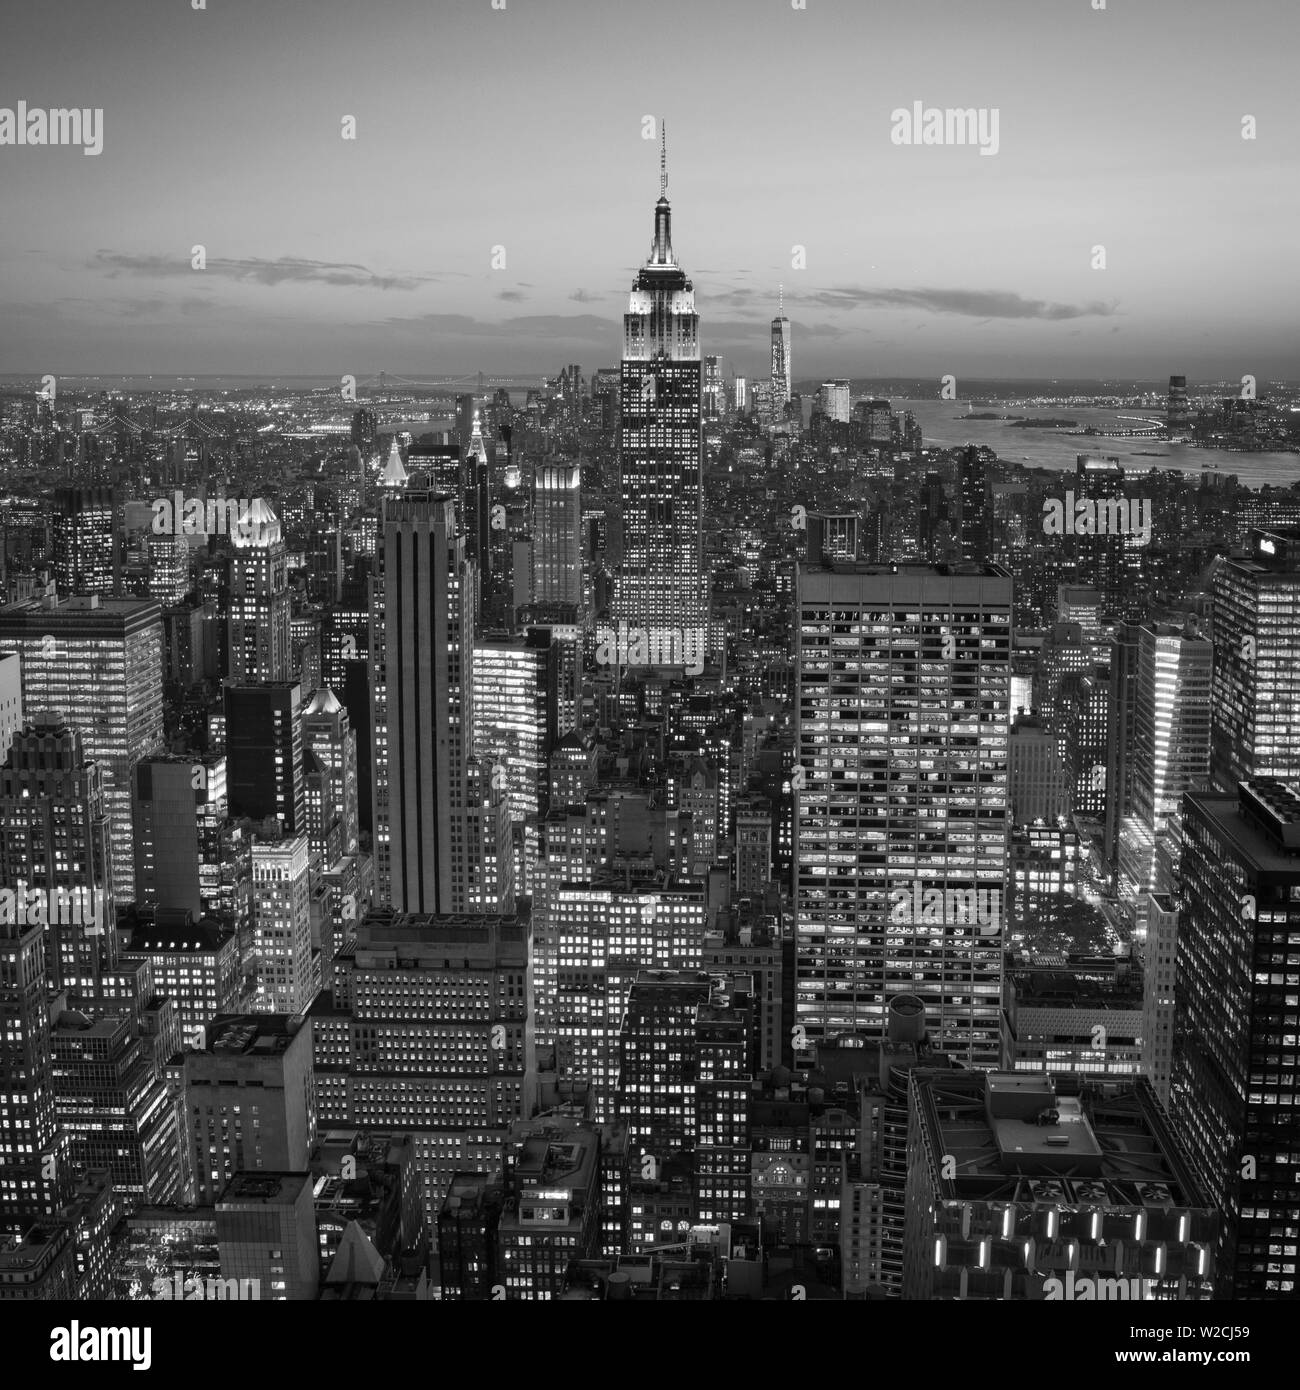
(371, 488, 511, 914)
(795, 546, 1013, 1065)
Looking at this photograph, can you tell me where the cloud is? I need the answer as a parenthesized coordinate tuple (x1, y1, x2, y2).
(92, 251, 440, 291)
(569, 288, 604, 302)
(497, 289, 527, 302)
(378, 311, 618, 342)
(704, 317, 849, 341)
(707, 284, 1116, 320)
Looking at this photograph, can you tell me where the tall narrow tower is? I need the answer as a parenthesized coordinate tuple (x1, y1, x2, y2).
(770, 285, 792, 407)
(611, 124, 706, 668)
(370, 488, 512, 913)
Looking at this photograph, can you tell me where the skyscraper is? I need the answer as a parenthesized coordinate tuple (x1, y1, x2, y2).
(52, 485, 116, 597)
(770, 289, 792, 406)
(309, 908, 534, 1238)
(371, 488, 511, 914)
(957, 446, 991, 562)
(302, 686, 360, 870)
(250, 832, 315, 1016)
(0, 724, 116, 997)
(610, 128, 706, 669)
(0, 595, 165, 901)
(224, 681, 305, 836)
(1116, 622, 1212, 910)
(531, 462, 582, 607)
(1172, 780, 1300, 1299)
(228, 498, 292, 683)
(1210, 527, 1300, 792)
(795, 553, 1013, 1063)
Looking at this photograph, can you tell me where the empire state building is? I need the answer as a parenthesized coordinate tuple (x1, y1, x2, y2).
(608, 127, 707, 671)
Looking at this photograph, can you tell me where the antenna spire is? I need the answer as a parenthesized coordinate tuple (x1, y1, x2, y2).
(660, 119, 668, 196)
(779, 282, 784, 315)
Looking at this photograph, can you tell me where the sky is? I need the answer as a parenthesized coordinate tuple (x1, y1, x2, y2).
(1, 0, 1297, 382)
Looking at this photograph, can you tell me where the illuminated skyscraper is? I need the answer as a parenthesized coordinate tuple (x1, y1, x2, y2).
(228, 498, 292, 683)
(0, 724, 115, 996)
(371, 488, 511, 913)
(0, 910, 70, 1229)
(52, 486, 116, 597)
(1167, 374, 1192, 432)
(553, 875, 705, 1120)
(611, 126, 706, 668)
(770, 289, 791, 406)
(309, 908, 533, 1240)
(1210, 527, 1300, 792)
(250, 832, 314, 1016)
(794, 552, 1013, 1063)
(1172, 780, 1300, 1299)
(532, 462, 582, 606)
(0, 595, 165, 901)
(1116, 622, 1212, 909)
(302, 686, 359, 870)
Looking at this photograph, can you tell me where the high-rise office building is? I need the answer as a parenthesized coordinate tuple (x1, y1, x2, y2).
(52, 485, 116, 597)
(1116, 623, 1212, 909)
(0, 649, 22, 766)
(795, 555, 1013, 1064)
(473, 635, 550, 830)
(216, 1170, 320, 1301)
(308, 908, 534, 1239)
(1172, 780, 1300, 1299)
(957, 446, 991, 562)
(1167, 374, 1192, 432)
(250, 832, 315, 1016)
(553, 875, 706, 1120)
(1068, 456, 1145, 622)
(0, 595, 165, 901)
(224, 681, 305, 836)
(1210, 527, 1300, 792)
(498, 1117, 602, 1300)
(610, 131, 706, 670)
(818, 380, 850, 424)
(371, 488, 511, 914)
(50, 1009, 183, 1207)
(903, 1070, 1217, 1300)
(183, 1013, 316, 1206)
(0, 724, 116, 993)
(302, 686, 360, 870)
(532, 462, 582, 607)
(770, 292, 792, 406)
(133, 755, 226, 919)
(0, 912, 70, 1228)
(228, 498, 292, 683)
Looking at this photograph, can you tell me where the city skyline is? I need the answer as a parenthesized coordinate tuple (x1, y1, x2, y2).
(3, 0, 1300, 1328)
(2, 0, 1298, 380)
